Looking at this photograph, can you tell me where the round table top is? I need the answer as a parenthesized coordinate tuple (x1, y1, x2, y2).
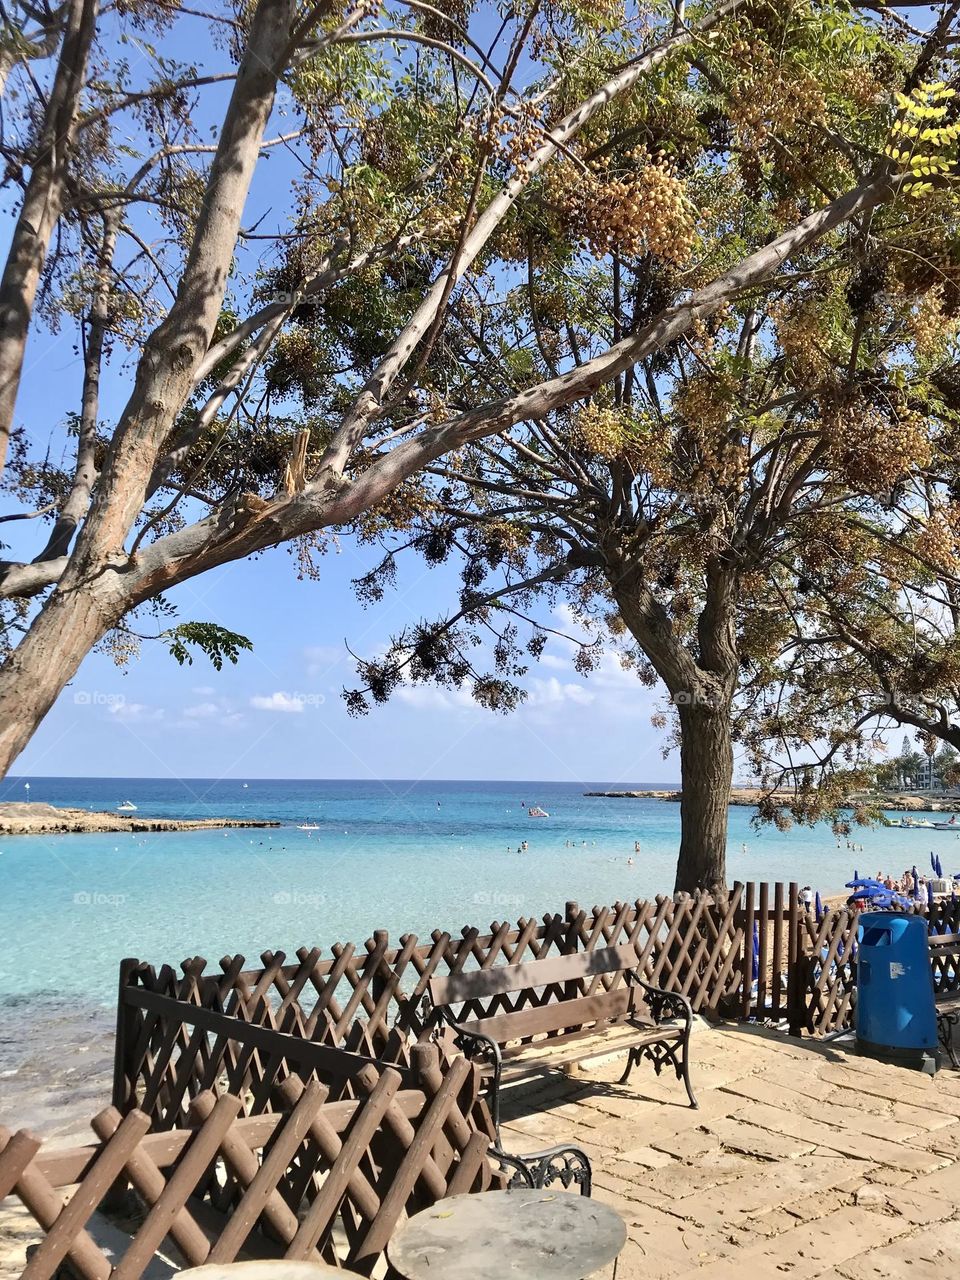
(387, 1189, 627, 1280)
(179, 1264, 360, 1279)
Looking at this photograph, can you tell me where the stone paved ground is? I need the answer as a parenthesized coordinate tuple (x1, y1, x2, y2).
(3, 1024, 959, 1278)
(498, 1024, 960, 1280)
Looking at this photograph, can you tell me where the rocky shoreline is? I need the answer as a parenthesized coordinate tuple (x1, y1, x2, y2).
(0, 801, 281, 836)
(583, 788, 960, 812)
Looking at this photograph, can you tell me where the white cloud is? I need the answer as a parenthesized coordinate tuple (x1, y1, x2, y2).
(109, 702, 165, 723)
(395, 686, 476, 712)
(250, 691, 305, 713)
(528, 677, 595, 707)
(192, 685, 215, 696)
(538, 653, 570, 671)
(183, 701, 219, 719)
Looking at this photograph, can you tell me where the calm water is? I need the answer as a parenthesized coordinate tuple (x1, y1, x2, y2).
(2, 776, 959, 1008)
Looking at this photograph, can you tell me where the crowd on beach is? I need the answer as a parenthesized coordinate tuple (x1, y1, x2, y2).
(799, 865, 949, 915)
(870, 868, 941, 904)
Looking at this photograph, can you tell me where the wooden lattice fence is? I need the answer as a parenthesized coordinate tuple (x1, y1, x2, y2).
(790, 895, 960, 1037)
(0, 1047, 500, 1280)
(116, 886, 812, 1130)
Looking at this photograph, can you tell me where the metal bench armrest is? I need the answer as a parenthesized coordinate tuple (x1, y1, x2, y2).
(432, 1003, 505, 1139)
(624, 969, 694, 1027)
(493, 1142, 592, 1197)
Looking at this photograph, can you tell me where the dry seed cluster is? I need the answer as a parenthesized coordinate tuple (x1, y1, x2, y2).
(771, 299, 832, 382)
(915, 506, 960, 572)
(726, 39, 826, 151)
(571, 403, 629, 459)
(824, 402, 931, 491)
(909, 285, 959, 359)
(569, 155, 695, 266)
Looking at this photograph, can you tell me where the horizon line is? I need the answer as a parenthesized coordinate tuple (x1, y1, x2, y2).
(2, 774, 688, 785)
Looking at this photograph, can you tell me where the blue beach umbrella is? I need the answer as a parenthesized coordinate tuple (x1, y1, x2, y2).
(932, 851, 938, 874)
(912, 865, 920, 897)
(815, 891, 823, 922)
(936, 854, 944, 878)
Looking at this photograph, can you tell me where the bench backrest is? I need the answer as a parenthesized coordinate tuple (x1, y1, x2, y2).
(427, 942, 640, 1009)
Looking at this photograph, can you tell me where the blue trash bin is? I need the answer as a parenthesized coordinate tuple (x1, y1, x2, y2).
(856, 912, 938, 1073)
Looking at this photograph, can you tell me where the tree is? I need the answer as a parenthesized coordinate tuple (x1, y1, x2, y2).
(339, 5, 960, 892)
(753, 372, 960, 801)
(0, 0, 952, 812)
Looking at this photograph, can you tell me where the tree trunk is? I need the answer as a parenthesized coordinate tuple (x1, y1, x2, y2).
(0, 578, 123, 773)
(675, 696, 734, 896)
(0, 0, 98, 474)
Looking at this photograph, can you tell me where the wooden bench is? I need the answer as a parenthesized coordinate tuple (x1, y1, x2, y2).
(425, 942, 698, 1142)
(930, 935, 960, 1067)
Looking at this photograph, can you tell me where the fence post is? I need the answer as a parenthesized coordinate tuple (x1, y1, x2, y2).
(756, 883, 770, 1018)
(112, 957, 140, 1112)
(371, 929, 389, 1004)
(740, 883, 756, 1021)
(772, 882, 785, 1021)
(786, 882, 804, 1036)
(564, 900, 583, 1000)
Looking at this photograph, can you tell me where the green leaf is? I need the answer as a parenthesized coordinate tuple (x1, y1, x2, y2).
(162, 623, 253, 672)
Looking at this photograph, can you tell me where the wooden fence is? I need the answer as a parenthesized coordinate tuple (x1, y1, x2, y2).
(115, 884, 819, 1129)
(792, 894, 960, 1037)
(0, 1047, 500, 1280)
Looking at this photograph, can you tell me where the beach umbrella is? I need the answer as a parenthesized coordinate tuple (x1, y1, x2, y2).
(853, 868, 859, 881)
(932, 851, 939, 873)
(815, 891, 823, 922)
(912, 865, 920, 897)
(936, 854, 944, 878)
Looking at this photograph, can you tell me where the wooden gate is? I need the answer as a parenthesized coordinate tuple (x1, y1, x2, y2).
(0, 1048, 498, 1280)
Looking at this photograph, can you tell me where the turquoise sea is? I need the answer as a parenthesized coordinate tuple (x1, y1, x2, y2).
(3, 776, 960, 1013)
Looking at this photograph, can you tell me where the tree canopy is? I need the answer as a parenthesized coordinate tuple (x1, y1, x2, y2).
(2, 0, 960, 892)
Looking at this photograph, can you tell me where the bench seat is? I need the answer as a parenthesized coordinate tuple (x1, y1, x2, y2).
(425, 942, 697, 1150)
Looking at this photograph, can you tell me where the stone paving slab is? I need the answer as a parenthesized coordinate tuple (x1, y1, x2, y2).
(835, 1217, 960, 1280)
(495, 1024, 960, 1280)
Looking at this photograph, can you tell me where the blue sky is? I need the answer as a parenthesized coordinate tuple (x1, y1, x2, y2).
(12, 536, 679, 781)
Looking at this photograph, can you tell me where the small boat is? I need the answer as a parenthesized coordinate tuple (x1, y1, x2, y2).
(297, 823, 320, 831)
(528, 806, 549, 818)
(117, 800, 138, 812)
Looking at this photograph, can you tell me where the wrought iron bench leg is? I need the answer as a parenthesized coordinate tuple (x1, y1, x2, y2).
(617, 1046, 639, 1086)
(679, 1025, 699, 1109)
(617, 1034, 698, 1108)
(938, 1009, 960, 1069)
